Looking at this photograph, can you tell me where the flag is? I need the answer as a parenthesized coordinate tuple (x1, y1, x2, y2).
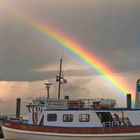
(63, 79, 67, 83)
(56, 76, 60, 82)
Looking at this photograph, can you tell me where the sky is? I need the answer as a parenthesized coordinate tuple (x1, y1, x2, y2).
(0, 0, 140, 115)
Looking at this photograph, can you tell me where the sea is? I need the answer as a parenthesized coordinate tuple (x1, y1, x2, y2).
(0, 139, 134, 140)
(0, 138, 139, 140)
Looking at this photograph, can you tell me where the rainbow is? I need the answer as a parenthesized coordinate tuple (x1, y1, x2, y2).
(4, 7, 135, 104)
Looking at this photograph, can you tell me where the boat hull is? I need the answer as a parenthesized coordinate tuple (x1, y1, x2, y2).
(3, 126, 140, 140)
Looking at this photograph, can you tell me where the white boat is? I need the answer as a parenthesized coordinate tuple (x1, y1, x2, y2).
(2, 59, 140, 140)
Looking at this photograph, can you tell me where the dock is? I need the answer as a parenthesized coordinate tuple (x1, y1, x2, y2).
(0, 127, 3, 139)
(0, 119, 4, 138)
(0, 115, 10, 139)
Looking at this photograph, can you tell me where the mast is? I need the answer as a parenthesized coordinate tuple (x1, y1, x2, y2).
(58, 59, 62, 99)
(56, 59, 67, 99)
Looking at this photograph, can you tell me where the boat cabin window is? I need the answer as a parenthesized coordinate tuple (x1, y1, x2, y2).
(79, 114, 90, 122)
(40, 100, 45, 104)
(47, 114, 57, 121)
(63, 114, 73, 122)
(96, 112, 113, 123)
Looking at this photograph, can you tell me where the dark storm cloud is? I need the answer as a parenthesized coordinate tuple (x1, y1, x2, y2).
(0, 19, 91, 81)
(0, 16, 73, 81)
(0, 67, 94, 82)
(0, 0, 140, 81)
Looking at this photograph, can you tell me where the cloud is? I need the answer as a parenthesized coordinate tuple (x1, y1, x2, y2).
(0, 0, 139, 113)
(0, 0, 140, 84)
(0, 70, 138, 115)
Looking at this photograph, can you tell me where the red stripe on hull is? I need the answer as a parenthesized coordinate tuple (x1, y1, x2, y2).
(4, 121, 140, 134)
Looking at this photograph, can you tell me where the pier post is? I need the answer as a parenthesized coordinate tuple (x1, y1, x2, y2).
(16, 98, 21, 118)
(127, 94, 131, 109)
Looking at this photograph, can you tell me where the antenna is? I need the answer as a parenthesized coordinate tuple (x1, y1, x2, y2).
(44, 83, 53, 99)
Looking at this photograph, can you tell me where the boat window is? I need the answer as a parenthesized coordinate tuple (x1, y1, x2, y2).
(40, 100, 45, 104)
(47, 114, 57, 121)
(96, 112, 113, 127)
(79, 114, 90, 122)
(63, 114, 73, 122)
(96, 112, 113, 123)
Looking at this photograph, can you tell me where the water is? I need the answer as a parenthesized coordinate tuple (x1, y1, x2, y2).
(0, 138, 139, 140)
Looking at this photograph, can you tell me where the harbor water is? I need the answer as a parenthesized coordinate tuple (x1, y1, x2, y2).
(0, 139, 139, 140)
